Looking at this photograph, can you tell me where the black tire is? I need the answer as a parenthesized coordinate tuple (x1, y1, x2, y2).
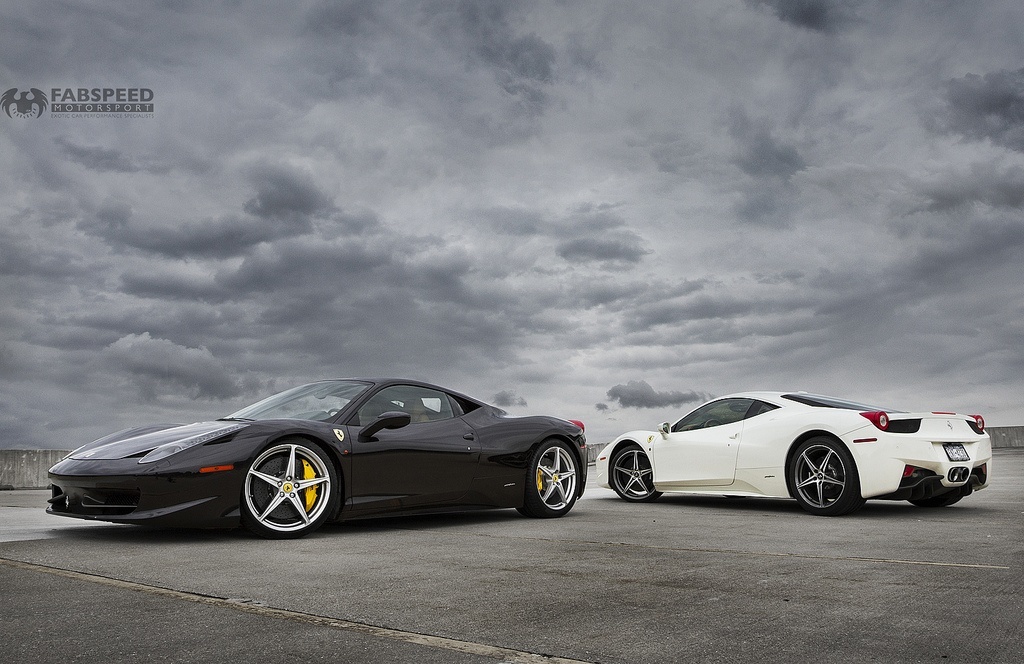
(609, 443, 662, 503)
(241, 438, 339, 539)
(788, 437, 866, 516)
(909, 491, 964, 508)
(517, 439, 580, 518)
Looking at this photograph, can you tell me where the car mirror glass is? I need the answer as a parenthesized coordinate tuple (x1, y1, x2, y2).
(658, 422, 671, 438)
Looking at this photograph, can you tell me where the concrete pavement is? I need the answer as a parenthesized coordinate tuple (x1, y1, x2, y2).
(2, 450, 1022, 663)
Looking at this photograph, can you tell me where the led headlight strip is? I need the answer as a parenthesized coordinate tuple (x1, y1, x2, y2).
(138, 423, 249, 464)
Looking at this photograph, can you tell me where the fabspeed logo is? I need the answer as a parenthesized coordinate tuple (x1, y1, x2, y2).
(1, 88, 48, 118)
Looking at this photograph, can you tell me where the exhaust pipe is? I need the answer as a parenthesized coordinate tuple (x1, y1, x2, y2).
(947, 467, 969, 483)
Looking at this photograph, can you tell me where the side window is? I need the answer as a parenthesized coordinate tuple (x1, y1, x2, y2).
(747, 400, 778, 418)
(672, 399, 754, 432)
(355, 385, 456, 426)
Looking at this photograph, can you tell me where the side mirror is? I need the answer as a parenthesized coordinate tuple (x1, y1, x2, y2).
(658, 422, 671, 439)
(359, 411, 412, 441)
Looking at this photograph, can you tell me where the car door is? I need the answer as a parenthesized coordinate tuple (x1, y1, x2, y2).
(650, 398, 754, 487)
(347, 385, 480, 512)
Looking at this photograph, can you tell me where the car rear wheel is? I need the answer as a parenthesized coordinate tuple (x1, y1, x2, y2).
(610, 444, 662, 502)
(517, 439, 579, 518)
(241, 438, 338, 539)
(789, 437, 866, 516)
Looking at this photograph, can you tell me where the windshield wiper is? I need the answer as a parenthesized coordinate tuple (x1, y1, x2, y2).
(217, 417, 255, 422)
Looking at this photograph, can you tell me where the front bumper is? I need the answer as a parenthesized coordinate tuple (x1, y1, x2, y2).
(47, 463, 245, 528)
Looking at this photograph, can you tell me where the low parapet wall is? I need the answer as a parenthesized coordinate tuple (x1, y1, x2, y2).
(3, 426, 1023, 489)
(987, 427, 1024, 449)
(1, 449, 71, 490)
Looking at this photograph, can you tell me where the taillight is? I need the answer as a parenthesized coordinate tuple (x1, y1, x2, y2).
(568, 419, 585, 433)
(860, 411, 889, 431)
(902, 464, 916, 478)
(971, 414, 985, 433)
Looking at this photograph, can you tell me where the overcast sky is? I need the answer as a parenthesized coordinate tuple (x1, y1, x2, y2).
(2, 0, 1023, 450)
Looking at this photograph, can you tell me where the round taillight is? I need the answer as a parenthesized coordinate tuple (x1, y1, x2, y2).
(568, 419, 585, 433)
(972, 414, 985, 432)
(860, 411, 889, 431)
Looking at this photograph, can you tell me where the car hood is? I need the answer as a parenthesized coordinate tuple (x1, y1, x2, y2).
(70, 421, 239, 460)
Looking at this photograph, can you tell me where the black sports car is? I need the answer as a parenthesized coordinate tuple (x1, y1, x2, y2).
(47, 379, 587, 538)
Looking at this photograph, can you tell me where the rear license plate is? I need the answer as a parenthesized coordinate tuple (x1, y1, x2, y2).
(944, 443, 970, 462)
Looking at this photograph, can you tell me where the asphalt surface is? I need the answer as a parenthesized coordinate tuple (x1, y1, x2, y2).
(1, 449, 1021, 664)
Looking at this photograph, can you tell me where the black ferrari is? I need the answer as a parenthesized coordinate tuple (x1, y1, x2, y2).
(47, 379, 587, 538)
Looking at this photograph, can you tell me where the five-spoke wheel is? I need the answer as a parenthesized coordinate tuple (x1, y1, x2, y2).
(610, 443, 662, 502)
(519, 439, 579, 518)
(789, 437, 865, 516)
(241, 439, 338, 538)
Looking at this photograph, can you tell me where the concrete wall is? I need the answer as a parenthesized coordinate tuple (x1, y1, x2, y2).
(988, 426, 1024, 449)
(3, 426, 1023, 489)
(0, 450, 71, 490)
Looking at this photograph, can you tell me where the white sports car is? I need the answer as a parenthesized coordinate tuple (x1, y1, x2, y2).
(595, 392, 991, 515)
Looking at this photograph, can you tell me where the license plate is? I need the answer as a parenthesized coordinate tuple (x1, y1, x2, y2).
(944, 443, 970, 462)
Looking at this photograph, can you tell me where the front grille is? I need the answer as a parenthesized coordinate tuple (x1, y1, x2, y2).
(49, 485, 140, 516)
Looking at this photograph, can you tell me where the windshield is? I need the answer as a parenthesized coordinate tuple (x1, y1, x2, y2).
(225, 381, 370, 422)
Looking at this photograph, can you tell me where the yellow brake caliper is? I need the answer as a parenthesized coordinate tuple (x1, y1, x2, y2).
(536, 468, 545, 493)
(302, 459, 318, 512)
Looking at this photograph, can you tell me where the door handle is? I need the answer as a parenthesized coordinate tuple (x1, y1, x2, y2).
(729, 433, 739, 439)
(463, 433, 475, 440)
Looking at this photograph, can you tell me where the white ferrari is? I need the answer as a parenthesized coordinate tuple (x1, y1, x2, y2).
(595, 392, 991, 515)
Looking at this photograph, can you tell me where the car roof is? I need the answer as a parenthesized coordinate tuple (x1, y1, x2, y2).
(320, 378, 489, 407)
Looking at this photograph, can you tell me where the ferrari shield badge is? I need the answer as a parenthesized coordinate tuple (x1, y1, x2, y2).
(333, 429, 345, 442)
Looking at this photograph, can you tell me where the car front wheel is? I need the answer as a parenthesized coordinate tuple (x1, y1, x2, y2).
(241, 438, 338, 539)
(789, 437, 865, 516)
(610, 443, 662, 502)
(518, 439, 579, 518)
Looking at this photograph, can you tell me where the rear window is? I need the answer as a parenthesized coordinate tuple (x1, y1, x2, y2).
(781, 393, 900, 412)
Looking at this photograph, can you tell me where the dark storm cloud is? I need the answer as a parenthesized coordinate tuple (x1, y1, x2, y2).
(556, 232, 649, 264)
(120, 268, 231, 303)
(749, 0, 853, 34)
(730, 110, 806, 180)
(4, 1, 1024, 451)
(77, 164, 340, 258)
(55, 138, 141, 173)
(78, 206, 315, 259)
(451, 0, 556, 100)
(729, 109, 806, 226)
(606, 380, 709, 409)
(243, 163, 335, 220)
(305, 0, 380, 37)
(555, 207, 651, 266)
(103, 332, 243, 401)
(492, 390, 527, 407)
(945, 68, 1024, 152)
(911, 165, 1024, 212)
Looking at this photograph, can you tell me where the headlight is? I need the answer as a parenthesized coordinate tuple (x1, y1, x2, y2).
(138, 423, 248, 464)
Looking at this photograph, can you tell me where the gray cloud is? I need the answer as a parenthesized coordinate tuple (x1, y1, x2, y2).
(945, 68, 1024, 152)
(749, 0, 853, 34)
(2, 1, 1023, 451)
(55, 138, 141, 173)
(243, 163, 335, 220)
(492, 390, 528, 407)
(606, 381, 709, 409)
(102, 333, 244, 401)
